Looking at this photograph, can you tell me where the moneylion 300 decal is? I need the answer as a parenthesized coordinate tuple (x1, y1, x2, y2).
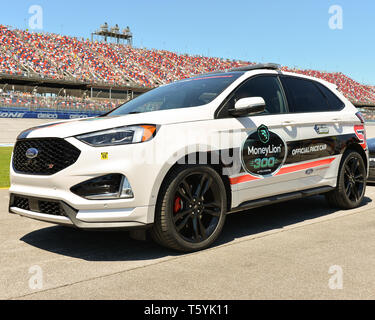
(241, 125, 287, 177)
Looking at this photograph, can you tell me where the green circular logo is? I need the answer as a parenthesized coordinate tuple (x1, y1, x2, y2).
(242, 126, 287, 177)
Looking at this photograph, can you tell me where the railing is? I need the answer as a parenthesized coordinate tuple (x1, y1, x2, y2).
(0, 92, 125, 113)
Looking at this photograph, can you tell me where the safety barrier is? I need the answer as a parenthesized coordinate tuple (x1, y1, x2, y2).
(0, 107, 104, 119)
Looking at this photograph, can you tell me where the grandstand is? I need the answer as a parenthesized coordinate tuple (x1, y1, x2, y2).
(282, 67, 375, 105)
(0, 24, 375, 118)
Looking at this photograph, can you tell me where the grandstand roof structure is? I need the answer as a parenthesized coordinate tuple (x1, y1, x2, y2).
(91, 23, 133, 46)
(0, 24, 374, 106)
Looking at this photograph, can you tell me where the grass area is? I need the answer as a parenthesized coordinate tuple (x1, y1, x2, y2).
(0, 147, 12, 188)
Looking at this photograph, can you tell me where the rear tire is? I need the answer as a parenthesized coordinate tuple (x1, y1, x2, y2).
(326, 150, 367, 209)
(151, 165, 227, 252)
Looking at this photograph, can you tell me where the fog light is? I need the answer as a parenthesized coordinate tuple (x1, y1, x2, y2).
(120, 177, 134, 199)
(71, 174, 134, 200)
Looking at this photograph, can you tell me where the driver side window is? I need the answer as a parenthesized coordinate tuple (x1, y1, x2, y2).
(220, 75, 287, 117)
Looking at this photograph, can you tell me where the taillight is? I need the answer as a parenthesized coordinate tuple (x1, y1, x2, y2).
(354, 112, 367, 149)
(354, 125, 367, 150)
(356, 112, 365, 124)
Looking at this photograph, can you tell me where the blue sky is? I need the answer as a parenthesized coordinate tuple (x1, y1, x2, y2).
(1, 0, 374, 85)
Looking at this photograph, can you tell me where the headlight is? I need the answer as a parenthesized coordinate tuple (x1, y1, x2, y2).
(76, 125, 156, 147)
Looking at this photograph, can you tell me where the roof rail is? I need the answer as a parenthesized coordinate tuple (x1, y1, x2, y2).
(229, 63, 281, 72)
(191, 63, 281, 78)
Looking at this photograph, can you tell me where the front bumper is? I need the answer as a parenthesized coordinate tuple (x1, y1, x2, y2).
(9, 194, 154, 229)
(9, 136, 166, 228)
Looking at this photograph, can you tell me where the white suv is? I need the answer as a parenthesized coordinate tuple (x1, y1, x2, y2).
(9, 64, 369, 252)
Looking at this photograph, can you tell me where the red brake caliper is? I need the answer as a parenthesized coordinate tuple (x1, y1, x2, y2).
(174, 197, 182, 213)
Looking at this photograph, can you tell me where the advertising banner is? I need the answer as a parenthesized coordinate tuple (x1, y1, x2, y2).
(0, 107, 103, 119)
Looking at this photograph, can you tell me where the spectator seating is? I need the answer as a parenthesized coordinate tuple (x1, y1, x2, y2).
(0, 25, 374, 106)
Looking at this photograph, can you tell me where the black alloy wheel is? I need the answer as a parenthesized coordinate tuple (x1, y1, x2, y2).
(326, 150, 367, 209)
(343, 156, 365, 202)
(172, 172, 222, 243)
(151, 165, 227, 252)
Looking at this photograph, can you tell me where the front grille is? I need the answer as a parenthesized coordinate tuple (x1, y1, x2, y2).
(13, 138, 81, 175)
(38, 200, 65, 216)
(14, 196, 30, 211)
(11, 195, 66, 217)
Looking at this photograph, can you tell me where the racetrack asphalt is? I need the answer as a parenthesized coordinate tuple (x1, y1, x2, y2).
(1, 185, 375, 300)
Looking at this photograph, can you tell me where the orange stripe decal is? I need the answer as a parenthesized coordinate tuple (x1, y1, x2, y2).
(230, 158, 336, 185)
(276, 158, 335, 176)
(229, 174, 260, 185)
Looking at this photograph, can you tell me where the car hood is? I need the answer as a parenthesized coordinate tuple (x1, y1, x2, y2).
(20, 107, 212, 139)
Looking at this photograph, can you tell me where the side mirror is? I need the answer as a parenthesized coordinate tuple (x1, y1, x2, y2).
(229, 97, 266, 117)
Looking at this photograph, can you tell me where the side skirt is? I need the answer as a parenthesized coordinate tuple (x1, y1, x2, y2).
(228, 186, 335, 214)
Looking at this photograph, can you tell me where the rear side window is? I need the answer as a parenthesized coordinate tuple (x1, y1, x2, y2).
(315, 82, 345, 111)
(280, 77, 330, 113)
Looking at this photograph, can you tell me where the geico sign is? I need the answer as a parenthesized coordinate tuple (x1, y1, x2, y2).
(37, 113, 58, 119)
(70, 114, 88, 119)
(0, 112, 25, 118)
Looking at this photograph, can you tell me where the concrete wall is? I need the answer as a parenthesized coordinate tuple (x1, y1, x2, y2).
(1, 118, 375, 145)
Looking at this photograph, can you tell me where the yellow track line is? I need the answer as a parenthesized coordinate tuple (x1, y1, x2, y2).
(0, 188, 9, 190)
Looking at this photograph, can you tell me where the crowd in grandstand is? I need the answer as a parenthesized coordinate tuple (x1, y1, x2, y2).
(282, 67, 375, 104)
(0, 25, 243, 87)
(0, 24, 375, 108)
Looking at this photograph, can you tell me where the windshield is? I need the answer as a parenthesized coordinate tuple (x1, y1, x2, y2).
(107, 72, 243, 116)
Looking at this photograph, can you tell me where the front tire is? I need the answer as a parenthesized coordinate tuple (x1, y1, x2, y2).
(326, 150, 367, 209)
(151, 165, 227, 252)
